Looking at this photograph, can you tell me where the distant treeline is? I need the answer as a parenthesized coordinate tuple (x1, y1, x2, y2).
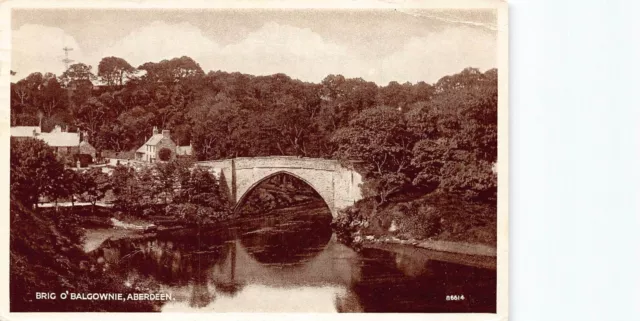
(11, 56, 497, 203)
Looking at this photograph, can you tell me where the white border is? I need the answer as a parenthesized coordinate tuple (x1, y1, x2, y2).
(0, 1, 508, 321)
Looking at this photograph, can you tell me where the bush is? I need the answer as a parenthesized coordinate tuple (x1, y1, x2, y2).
(158, 148, 172, 161)
(10, 197, 160, 312)
(392, 202, 443, 239)
(336, 190, 497, 246)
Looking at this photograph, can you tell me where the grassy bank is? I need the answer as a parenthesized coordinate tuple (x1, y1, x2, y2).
(10, 199, 161, 312)
(333, 190, 496, 255)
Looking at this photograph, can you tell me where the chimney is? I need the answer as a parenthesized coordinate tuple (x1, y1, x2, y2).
(153, 126, 159, 135)
(162, 129, 170, 139)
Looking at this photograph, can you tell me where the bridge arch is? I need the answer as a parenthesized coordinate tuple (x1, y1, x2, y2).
(197, 156, 363, 217)
(233, 170, 334, 215)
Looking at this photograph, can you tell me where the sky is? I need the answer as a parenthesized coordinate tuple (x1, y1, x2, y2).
(11, 8, 497, 85)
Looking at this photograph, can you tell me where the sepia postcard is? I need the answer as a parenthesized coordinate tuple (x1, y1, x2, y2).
(0, 0, 508, 320)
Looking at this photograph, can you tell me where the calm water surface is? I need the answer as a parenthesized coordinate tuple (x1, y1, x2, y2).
(93, 208, 496, 312)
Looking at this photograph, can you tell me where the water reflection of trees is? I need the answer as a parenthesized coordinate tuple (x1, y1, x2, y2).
(97, 229, 496, 313)
(95, 211, 334, 307)
(349, 248, 496, 313)
(238, 212, 333, 265)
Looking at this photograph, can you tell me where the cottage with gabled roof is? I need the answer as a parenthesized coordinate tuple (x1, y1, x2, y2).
(176, 144, 193, 157)
(10, 125, 97, 161)
(136, 127, 177, 163)
(10, 126, 41, 138)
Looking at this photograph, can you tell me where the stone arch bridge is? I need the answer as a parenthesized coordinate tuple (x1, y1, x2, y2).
(196, 157, 363, 217)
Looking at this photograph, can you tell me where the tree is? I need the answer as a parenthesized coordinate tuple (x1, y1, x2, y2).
(138, 56, 204, 84)
(318, 75, 378, 131)
(361, 172, 411, 205)
(158, 148, 172, 161)
(11, 72, 66, 126)
(116, 106, 155, 150)
(79, 168, 111, 213)
(168, 166, 229, 225)
(377, 81, 414, 110)
(410, 138, 448, 190)
(59, 63, 96, 87)
(155, 161, 184, 205)
(176, 167, 227, 209)
(408, 68, 498, 201)
(39, 74, 65, 118)
(332, 106, 415, 204)
(59, 169, 81, 206)
(97, 57, 135, 87)
(71, 97, 107, 147)
(188, 94, 252, 160)
(10, 137, 64, 209)
(110, 165, 138, 212)
(261, 98, 314, 156)
(439, 157, 496, 201)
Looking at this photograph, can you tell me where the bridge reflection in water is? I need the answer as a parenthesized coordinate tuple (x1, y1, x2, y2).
(97, 208, 366, 312)
(163, 237, 363, 312)
(95, 208, 496, 312)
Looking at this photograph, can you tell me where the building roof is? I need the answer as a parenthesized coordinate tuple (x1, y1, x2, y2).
(177, 145, 193, 156)
(10, 126, 41, 137)
(37, 132, 80, 147)
(137, 133, 174, 154)
(144, 134, 166, 146)
(79, 140, 96, 150)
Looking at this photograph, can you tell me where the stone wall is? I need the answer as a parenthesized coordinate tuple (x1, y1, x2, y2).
(154, 138, 177, 161)
(197, 157, 363, 217)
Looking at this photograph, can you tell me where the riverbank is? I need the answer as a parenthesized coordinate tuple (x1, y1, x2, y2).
(333, 190, 497, 259)
(363, 241, 496, 270)
(10, 199, 160, 312)
(359, 236, 496, 257)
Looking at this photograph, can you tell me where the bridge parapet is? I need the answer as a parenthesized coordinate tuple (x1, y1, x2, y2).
(195, 156, 362, 217)
(233, 157, 339, 171)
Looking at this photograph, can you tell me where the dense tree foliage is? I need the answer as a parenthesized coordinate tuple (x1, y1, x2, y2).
(158, 147, 172, 161)
(77, 168, 111, 213)
(98, 56, 135, 87)
(10, 138, 158, 312)
(11, 55, 497, 206)
(10, 138, 64, 209)
(167, 166, 231, 224)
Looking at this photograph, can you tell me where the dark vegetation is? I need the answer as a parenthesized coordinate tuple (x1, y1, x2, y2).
(236, 173, 328, 215)
(334, 191, 497, 246)
(9, 139, 161, 312)
(9, 137, 236, 310)
(158, 147, 172, 161)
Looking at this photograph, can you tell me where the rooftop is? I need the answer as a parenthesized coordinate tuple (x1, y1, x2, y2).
(38, 132, 80, 147)
(10, 126, 41, 137)
(177, 145, 193, 156)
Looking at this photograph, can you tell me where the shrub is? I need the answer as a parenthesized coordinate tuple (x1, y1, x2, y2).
(338, 190, 497, 246)
(10, 197, 160, 312)
(158, 147, 172, 161)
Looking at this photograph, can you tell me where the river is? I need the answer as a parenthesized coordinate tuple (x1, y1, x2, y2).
(89, 205, 496, 313)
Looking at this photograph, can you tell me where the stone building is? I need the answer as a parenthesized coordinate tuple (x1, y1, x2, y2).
(10, 126, 41, 139)
(10, 125, 97, 165)
(135, 127, 177, 163)
(176, 144, 193, 158)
